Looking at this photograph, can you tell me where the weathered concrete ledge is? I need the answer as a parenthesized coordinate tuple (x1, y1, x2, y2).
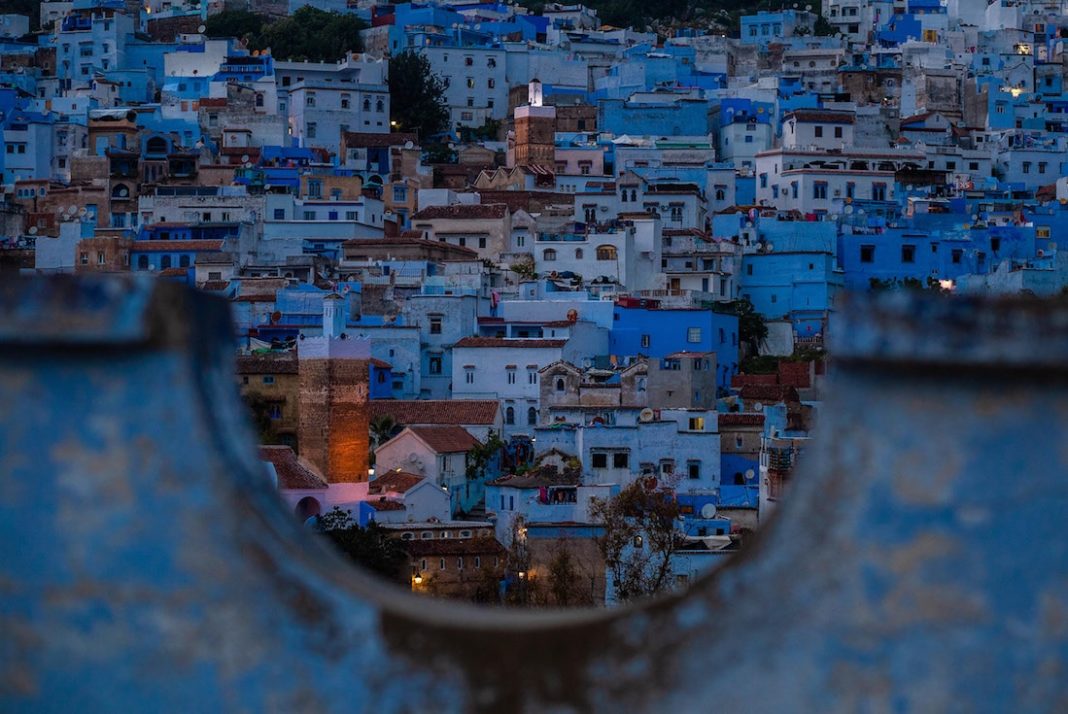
(1, 276, 1066, 713)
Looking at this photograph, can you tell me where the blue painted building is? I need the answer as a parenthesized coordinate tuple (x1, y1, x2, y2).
(610, 303, 739, 388)
(598, 98, 710, 137)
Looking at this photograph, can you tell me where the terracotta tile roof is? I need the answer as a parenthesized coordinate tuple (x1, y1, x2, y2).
(408, 425, 481, 453)
(454, 337, 566, 349)
(369, 400, 499, 426)
(488, 469, 580, 488)
(237, 353, 298, 374)
(368, 470, 424, 495)
(200, 280, 230, 291)
(260, 446, 327, 489)
(342, 131, 418, 148)
(367, 499, 406, 511)
(402, 537, 506, 557)
(412, 204, 509, 220)
(131, 240, 225, 252)
(718, 413, 766, 427)
(342, 236, 479, 256)
(739, 384, 801, 404)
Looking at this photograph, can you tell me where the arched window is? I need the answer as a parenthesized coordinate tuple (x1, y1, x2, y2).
(160, 255, 172, 270)
(715, 189, 726, 201)
(179, 255, 190, 268)
(630, 190, 637, 202)
(637, 377, 647, 392)
(527, 407, 537, 425)
(363, 98, 371, 111)
(575, 248, 583, 259)
(376, 99, 384, 112)
(596, 245, 617, 261)
(256, 93, 264, 107)
(111, 183, 129, 199)
(505, 406, 515, 425)
(543, 248, 557, 261)
(295, 496, 321, 520)
(555, 378, 565, 393)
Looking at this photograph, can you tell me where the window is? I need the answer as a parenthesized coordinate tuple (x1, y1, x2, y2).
(341, 94, 350, 109)
(528, 370, 537, 385)
(591, 452, 608, 468)
(613, 452, 629, 469)
(465, 369, 474, 384)
(543, 248, 557, 261)
(688, 417, 705, 431)
(474, 556, 481, 568)
(307, 180, 322, 198)
(815, 126, 823, 138)
(507, 369, 516, 385)
(505, 406, 515, 425)
(393, 185, 408, 202)
(575, 248, 583, 259)
(860, 245, 875, 263)
(263, 375, 275, 385)
(901, 245, 916, 264)
(952, 249, 962, 265)
(439, 558, 446, 570)
(429, 355, 442, 375)
(96, 251, 106, 265)
(640, 334, 651, 349)
(834, 126, 843, 138)
(872, 183, 887, 201)
(306, 123, 317, 139)
(813, 182, 828, 200)
(596, 245, 617, 261)
(991, 237, 1001, 253)
(79, 252, 88, 265)
(429, 314, 443, 335)
(527, 407, 537, 425)
(686, 327, 702, 343)
(555, 378, 565, 393)
(846, 182, 855, 199)
(687, 460, 701, 479)
(305, 92, 315, 107)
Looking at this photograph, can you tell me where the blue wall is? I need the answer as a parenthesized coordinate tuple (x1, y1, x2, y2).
(610, 305, 739, 388)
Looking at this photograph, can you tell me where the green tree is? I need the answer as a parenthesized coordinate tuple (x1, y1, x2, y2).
(204, 9, 265, 41)
(316, 508, 408, 584)
(591, 479, 682, 604)
(717, 298, 768, 355)
(388, 50, 449, 140)
(242, 393, 278, 444)
(255, 7, 365, 62)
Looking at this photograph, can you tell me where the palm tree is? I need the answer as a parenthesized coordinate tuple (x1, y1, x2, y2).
(370, 414, 398, 450)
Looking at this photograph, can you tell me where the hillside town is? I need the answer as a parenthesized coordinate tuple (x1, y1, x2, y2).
(3, 0, 1068, 606)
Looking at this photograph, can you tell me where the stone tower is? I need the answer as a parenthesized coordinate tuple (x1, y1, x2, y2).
(297, 335, 371, 487)
(513, 79, 557, 171)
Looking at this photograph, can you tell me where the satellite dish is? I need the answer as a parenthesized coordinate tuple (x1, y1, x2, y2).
(240, 154, 250, 163)
(403, 140, 414, 149)
(270, 311, 282, 323)
(639, 408, 655, 422)
(28, 226, 38, 235)
(198, 24, 206, 33)
(766, 243, 775, 252)
(745, 469, 755, 481)
(700, 503, 717, 519)
(754, 402, 764, 412)
(68, 204, 78, 215)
